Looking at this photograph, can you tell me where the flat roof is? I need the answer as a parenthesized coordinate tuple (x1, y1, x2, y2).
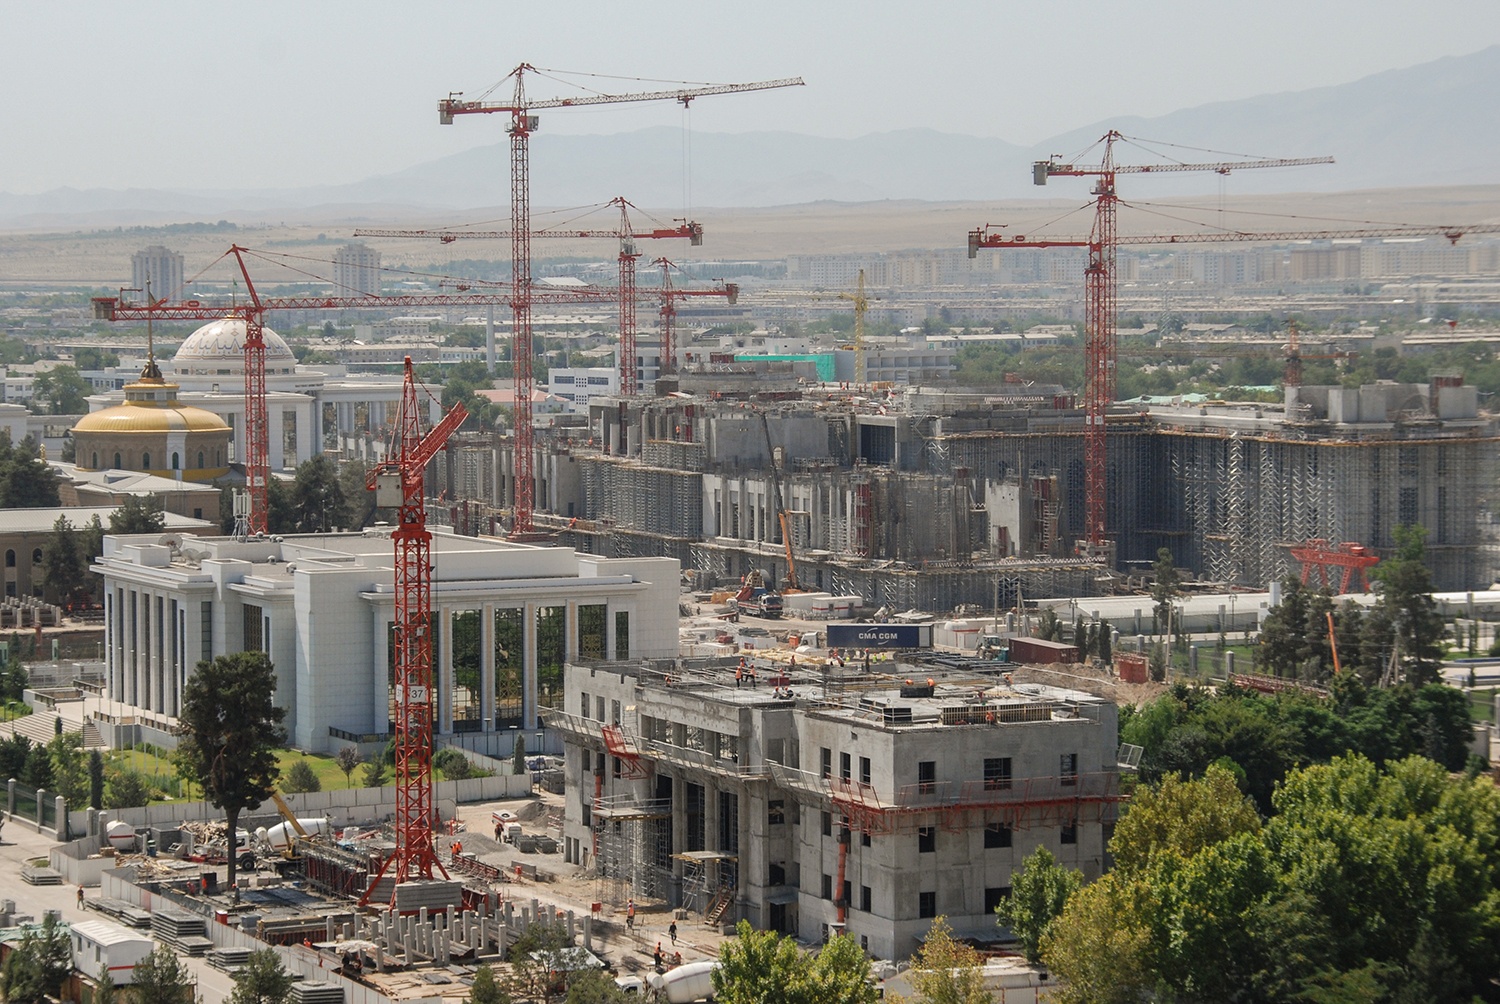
(0, 506, 213, 534)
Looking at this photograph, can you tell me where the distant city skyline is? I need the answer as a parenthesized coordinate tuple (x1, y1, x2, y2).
(4, 1, 1500, 196)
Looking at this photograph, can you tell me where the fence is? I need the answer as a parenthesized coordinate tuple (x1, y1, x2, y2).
(70, 772, 533, 837)
(99, 867, 398, 1004)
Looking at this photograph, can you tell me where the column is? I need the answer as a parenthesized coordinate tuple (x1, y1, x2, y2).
(438, 608, 453, 735)
(565, 603, 578, 664)
(481, 604, 495, 737)
(373, 610, 390, 734)
(522, 602, 537, 730)
(269, 407, 286, 471)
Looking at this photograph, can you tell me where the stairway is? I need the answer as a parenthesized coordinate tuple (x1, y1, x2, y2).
(706, 887, 735, 925)
(5, 710, 62, 747)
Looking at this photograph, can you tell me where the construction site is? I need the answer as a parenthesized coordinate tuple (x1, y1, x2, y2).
(429, 371, 1496, 611)
(546, 652, 1122, 960)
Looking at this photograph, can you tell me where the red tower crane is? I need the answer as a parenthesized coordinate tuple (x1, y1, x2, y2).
(93, 248, 618, 533)
(91, 245, 281, 535)
(360, 359, 468, 902)
(968, 132, 1334, 557)
(437, 64, 803, 533)
(972, 205, 1500, 558)
(355, 197, 704, 395)
(651, 257, 740, 375)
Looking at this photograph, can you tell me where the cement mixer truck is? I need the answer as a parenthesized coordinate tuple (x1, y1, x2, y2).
(646, 961, 719, 1002)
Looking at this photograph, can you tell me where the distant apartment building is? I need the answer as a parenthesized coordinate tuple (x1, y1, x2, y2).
(334, 243, 382, 297)
(548, 367, 619, 412)
(131, 245, 185, 301)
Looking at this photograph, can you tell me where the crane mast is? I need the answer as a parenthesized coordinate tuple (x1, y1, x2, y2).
(970, 131, 1334, 558)
(651, 258, 739, 376)
(438, 64, 802, 533)
(362, 358, 468, 903)
(354, 198, 703, 397)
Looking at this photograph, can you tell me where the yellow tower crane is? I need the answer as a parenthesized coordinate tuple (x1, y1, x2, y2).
(838, 269, 870, 385)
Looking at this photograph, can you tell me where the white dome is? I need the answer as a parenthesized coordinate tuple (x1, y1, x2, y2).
(172, 318, 297, 376)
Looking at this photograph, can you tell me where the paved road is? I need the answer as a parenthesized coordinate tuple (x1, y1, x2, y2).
(0, 820, 239, 1002)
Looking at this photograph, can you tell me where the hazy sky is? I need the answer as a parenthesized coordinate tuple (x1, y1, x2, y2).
(5, 0, 1499, 194)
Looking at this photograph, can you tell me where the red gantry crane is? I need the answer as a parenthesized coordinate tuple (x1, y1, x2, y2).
(356, 197, 704, 396)
(968, 131, 1335, 558)
(437, 63, 803, 534)
(361, 358, 468, 902)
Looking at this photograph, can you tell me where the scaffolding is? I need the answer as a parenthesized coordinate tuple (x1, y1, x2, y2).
(593, 794, 673, 905)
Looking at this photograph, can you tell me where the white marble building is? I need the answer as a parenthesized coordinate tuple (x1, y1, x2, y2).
(95, 530, 679, 753)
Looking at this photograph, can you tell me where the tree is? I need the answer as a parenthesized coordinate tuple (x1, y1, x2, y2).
(512, 733, 527, 776)
(73, 347, 121, 370)
(281, 759, 320, 794)
(469, 964, 511, 1004)
(176, 651, 288, 895)
(434, 748, 472, 780)
(21, 741, 52, 789)
(563, 968, 629, 1004)
(1151, 547, 1180, 636)
(1097, 623, 1112, 665)
(131, 944, 195, 1004)
(713, 920, 875, 1004)
(901, 917, 992, 1004)
(334, 747, 362, 788)
(228, 948, 295, 1004)
(80, 513, 106, 604)
(46, 733, 88, 806)
(32, 364, 91, 414)
(1035, 607, 1062, 642)
(289, 456, 348, 533)
(89, 749, 105, 809)
(0, 437, 60, 508)
(339, 459, 376, 530)
(109, 494, 165, 535)
(41, 515, 88, 607)
(995, 848, 1082, 964)
(361, 757, 386, 788)
(0, 913, 72, 1002)
(105, 768, 154, 809)
(1371, 524, 1446, 685)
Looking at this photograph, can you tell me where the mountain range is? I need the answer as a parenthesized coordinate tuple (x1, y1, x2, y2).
(4, 46, 1499, 227)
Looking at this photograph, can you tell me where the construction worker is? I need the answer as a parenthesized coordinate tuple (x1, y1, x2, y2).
(627, 899, 636, 930)
(668, 920, 678, 945)
(654, 943, 663, 969)
(735, 663, 743, 688)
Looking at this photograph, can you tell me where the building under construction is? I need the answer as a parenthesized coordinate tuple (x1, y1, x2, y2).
(436, 367, 1496, 605)
(545, 656, 1120, 960)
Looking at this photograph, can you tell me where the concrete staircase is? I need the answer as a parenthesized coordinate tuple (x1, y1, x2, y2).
(4, 709, 62, 746)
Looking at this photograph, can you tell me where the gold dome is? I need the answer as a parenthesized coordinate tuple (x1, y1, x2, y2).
(72, 370, 231, 436)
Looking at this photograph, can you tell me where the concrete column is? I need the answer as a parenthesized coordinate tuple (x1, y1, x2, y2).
(523, 602, 538, 730)
(269, 407, 286, 470)
(481, 604, 495, 739)
(438, 608, 453, 736)
(373, 613, 390, 734)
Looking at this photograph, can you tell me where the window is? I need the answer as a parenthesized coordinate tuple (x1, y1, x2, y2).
(821, 873, 833, 900)
(91, 452, 98, 468)
(768, 800, 785, 826)
(596, 697, 605, 722)
(919, 891, 937, 918)
(580, 750, 591, 772)
(611, 700, 621, 725)
(821, 811, 832, 837)
(31, 549, 41, 565)
(918, 826, 935, 853)
(1061, 819, 1078, 845)
(580, 692, 590, 718)
(860, 885, 872, 913)
(842, 880, 851, 908)
(918, 760, 936, 793)
(821, 747, 832, 779)
(114, 452, 122, 468)
(1060, 753, 1078, 786)
(172, 452, 180, 469)
(769, 862, 786, 886)
(859, 756, 871, 786)
(142, 452, 150, 468)
(581, 804, 591, 828)
(985, 887, 1010, 915)
(197, 451, 205, 468)
(861, 830, 871, 847)
(839, 752, 851, 782)
(985, 823, 1012, 849)
(984, 757, 1012, 791)
(4, 550, 13, 568)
